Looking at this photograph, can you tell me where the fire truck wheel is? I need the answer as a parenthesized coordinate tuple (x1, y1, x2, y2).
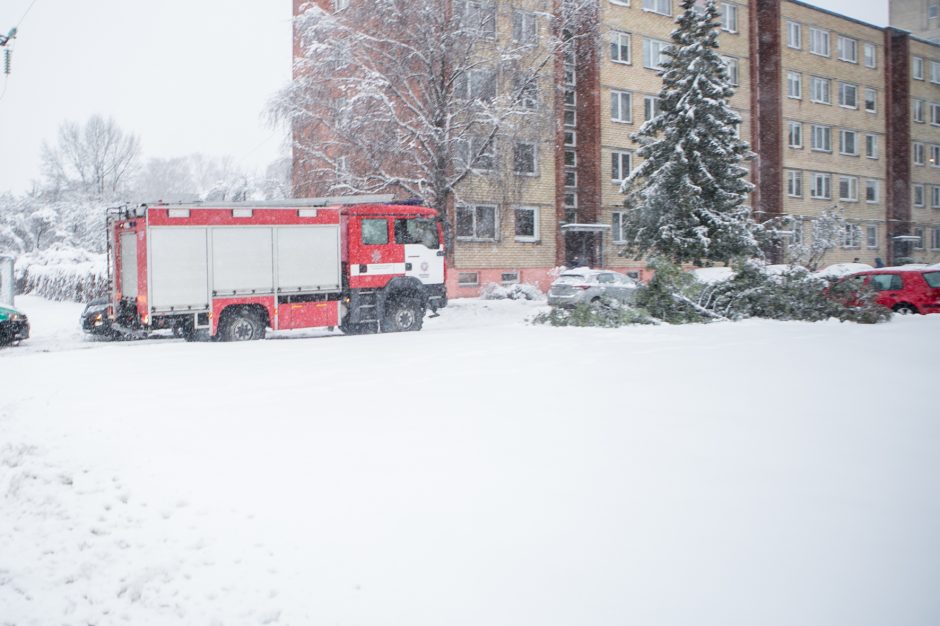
(221, 309, 266, 342)
(383, 298, 424, 333)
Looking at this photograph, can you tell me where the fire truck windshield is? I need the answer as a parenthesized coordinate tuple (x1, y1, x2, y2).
(394, 218, 439, 248)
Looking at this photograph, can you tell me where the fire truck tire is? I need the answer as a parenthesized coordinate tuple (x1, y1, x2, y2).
(383, 298, 424, 332)
(221, 309, 266, 342)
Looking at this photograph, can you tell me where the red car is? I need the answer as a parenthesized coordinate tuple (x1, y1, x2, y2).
(838, 268, 940, 315)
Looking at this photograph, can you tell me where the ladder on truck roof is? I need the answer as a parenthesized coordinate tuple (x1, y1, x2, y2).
(145, 194, 397, 210)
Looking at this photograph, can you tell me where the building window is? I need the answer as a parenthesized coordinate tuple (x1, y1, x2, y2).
(863, 88, 876, 112)
(931, 2, 939, 19)
(933, 186, 940, 208)
(722, 56, 740, 85)
(914, 142, 926, 165)
(786, 71, 802, 99)
(564, 149, 577, 167)
(610, 31, 632, 64)
(786, 169, 802, 197)
(865, 134, 878, 159)
(842, 224, 862, 248)
(839, 130, 858, 156)
(866, 225, 878, 248)
(458, 272, 479, 286)
(565, 170, 577, 187)
(720, 3, 738, 32)
(643, 0, 672, 16)
(611, 150, 632, 183)
(837, 36, 858, 62)
(512, 10, 538, 44)
(913, 99, 925, 123)
(455, 0, 496, 38)
(914, 184, 925, 207)
(512, 142, 538, 175)
(932, 144, 940, 167)
(932, 229, 940, 250)
(456, 204, 498, 241)
(914, 227, 925, 249)
(838, 82, 857, 108)
(811, 124, 831, 152)
(811, 172, 831, 199)
(932, 61, 940, 84)
(564, 130, 576, 147)
(611, 90, 633, 122)
(564, 88, 576, 107)
(788, 121, 803, 148)
(564, 109, 576, 127)
(865, 179, 879, 203)
(456, 69, 496, 102)
(643, 38, 670, 69)
(612, 211, 627, 243)
(334, 0, 349, 10)
(514, 205, 539, 242)
(564, 65, 576, 86)
(459, 135, 495, 171)
(863, 43, 876, 68)
(932, 103, 940, 126)
(644, 96, 662, 120)
(839, 176, 858, 201)
(810, 28, 830, 56)
(810, 76, 831, 104)
(501, 272, 520, 285)
(913, 56, 925, 80)
(787, 21, 802, 49)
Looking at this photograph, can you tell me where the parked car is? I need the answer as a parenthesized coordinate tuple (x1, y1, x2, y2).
(548, 269, 639, 307)
(0, 303, 30, 345)
(80, 297, 116, 337)
(833, 268, 940, 315)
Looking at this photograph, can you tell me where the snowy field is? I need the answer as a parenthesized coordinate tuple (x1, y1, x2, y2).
(2, 295, 939, 626)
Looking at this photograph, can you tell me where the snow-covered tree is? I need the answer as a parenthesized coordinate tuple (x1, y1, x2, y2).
(784, 205, 847, 270)
(40, 115, 141, 199)
(619, 0, 759, 266)
(271, 0, 595, 225)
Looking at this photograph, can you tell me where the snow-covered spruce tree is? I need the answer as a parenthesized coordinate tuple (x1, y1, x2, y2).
(619, 0, 759, 266)
(270, 0, 595, 233)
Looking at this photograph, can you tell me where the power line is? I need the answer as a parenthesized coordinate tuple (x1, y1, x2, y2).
(14, 0, 40, 29)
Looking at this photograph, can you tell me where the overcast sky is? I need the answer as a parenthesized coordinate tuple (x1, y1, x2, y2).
(0, 0, 888, 196)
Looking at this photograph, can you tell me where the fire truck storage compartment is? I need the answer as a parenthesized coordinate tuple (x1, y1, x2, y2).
(119, 231, 138, 298)
(148, 224, 342, 312)
(150, 227, 210, 311)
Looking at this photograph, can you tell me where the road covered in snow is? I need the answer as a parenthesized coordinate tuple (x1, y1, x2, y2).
(2, 295, 939, 626)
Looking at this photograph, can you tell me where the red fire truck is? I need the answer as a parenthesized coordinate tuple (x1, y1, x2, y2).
(101, 195, 446, 341)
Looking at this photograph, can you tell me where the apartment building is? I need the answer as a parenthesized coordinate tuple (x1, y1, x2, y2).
(890, 0, 940, 43)
(292, 0, 940, 297)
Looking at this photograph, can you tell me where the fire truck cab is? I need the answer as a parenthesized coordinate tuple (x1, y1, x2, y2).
(106, 195, 447, 341)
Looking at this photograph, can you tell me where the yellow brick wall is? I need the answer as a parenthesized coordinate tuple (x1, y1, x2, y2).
(908, 37, 940, 263)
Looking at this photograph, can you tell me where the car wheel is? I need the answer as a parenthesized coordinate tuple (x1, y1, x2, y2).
(892, 303, 918, 315)
(221, 310, 265, 341)
(383, 298, 424, 332)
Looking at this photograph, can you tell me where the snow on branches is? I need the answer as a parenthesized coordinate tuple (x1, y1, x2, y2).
(619, 0, 759, 266)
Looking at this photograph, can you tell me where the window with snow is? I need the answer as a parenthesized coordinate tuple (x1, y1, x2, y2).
(931, 61, 940, 84)
(842, 224, 862, 248)
(863, 88, 876, 113)
(514, 206, 539, 242)
(932, 228, 940, 250)
(865, 134, 878, 159)
(785, 170, 802, 197)
(513, 142, 538, 175)
(932, 186, 940, 208)
(455, 69, 496, 102)
(565, 170, 577, 188)
(866, 225, 878, 248)
(513, 74, 539, 111)
(913, 99, 925, 123)
(455, 1, 496, 38)
(564, 109, 577, 127)
(913, 184, 925, 207)
(788, 121, 803, 148)
(722, 56, 739, 86)
(642, 38, 669, 70)
(611, 150, 632, 183)
(644, 96, 662, 121)
(913, 56, 925, 80)
(456, 205, 498, 241)
(810, 28, 830, 56)
(913, 142, 925, 165)
(914, 227, 925, 249)
(612, 211, 627, 243)
(611, 31, 632, 64)
(458, 136, 495, 171)
(931, 103, 940, 126)
(932, 144, 940, 167)
(512, 11, 538, 44)
(611, 90, 632, 122)
(865, 179, 879, 203)
(642, 0, 672, 16)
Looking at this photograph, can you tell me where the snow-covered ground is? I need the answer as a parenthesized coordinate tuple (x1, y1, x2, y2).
(2, 296, 939, 626)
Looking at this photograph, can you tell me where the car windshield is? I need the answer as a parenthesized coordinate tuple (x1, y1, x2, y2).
(556, 274, 589, 284)
(924, 272, 940, 288)
(394, 218, 439, 248)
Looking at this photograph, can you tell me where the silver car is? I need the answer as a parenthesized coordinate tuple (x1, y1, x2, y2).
(547, 270, 639, 307)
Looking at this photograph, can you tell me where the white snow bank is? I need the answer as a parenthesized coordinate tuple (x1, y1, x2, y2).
(691, 267, 734, 284)
(15, 246, 107, 302)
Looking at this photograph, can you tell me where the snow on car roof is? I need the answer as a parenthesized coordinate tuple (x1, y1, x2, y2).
(815, 263, 874, 278)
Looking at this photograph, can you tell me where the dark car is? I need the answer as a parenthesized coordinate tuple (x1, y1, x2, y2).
(0, 304, 30, 345)
(81, 297, 117, 337)
(838, 268, 940, 315)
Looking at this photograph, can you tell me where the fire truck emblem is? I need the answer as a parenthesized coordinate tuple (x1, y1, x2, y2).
(371, 250, 382, 263)
(420, 262, 429, 272)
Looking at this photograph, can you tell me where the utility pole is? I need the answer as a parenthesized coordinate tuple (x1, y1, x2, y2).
(0, 27, 17, 75)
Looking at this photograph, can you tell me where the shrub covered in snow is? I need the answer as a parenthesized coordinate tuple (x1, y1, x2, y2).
(480, 282, 544, 301)
(15, 246, 108, 302)
(532, 301, 657, 328)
